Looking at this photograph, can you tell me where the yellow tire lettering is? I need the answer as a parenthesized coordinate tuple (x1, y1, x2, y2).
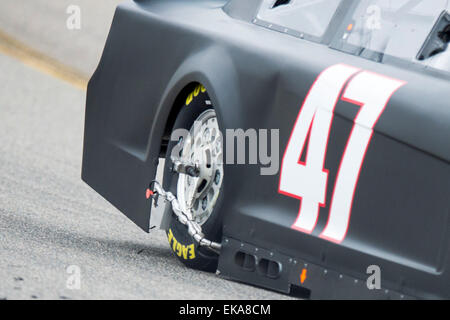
(186, 93, 194, 106)
(194, 85, 200, 97)
(182, 246, 188, 260)
(167, 229, 174, 244)
(186, 85, 207, 106)
(172, 237, 178, 252)
(188, 244, 196, 259)
(167, 229, 196, 260)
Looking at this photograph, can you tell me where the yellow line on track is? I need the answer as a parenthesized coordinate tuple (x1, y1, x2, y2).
(0, 29, 88, 90)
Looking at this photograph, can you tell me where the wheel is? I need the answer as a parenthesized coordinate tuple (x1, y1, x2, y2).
(163, 85, 224, 272)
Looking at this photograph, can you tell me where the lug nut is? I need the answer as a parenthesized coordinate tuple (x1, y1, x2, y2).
(214, 170, 221, 185)
(201, 197, 208, 210)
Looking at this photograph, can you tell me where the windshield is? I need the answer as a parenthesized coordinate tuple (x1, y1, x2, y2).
(258, 0, 343, 38)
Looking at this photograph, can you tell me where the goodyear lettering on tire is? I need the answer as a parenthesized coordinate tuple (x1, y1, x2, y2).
(185, 84, 207, 106)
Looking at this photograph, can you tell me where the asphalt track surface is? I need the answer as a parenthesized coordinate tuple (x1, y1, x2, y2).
(0, 1, 294, 299)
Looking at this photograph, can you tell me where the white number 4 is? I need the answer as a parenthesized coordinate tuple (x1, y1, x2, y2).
(279, 64, 406, 243)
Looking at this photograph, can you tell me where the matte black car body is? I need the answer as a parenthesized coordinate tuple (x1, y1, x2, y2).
(82, 0, 450, 299)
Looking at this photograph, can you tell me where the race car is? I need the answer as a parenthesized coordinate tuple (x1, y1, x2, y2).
(82, 0, 450, 299)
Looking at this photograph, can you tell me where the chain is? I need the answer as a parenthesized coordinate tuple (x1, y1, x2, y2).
(149, 180, 222, 254)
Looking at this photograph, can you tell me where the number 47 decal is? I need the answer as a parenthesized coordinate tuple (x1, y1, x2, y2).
(279, 64, 406, 244)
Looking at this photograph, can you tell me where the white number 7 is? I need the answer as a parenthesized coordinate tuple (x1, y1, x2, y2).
(279, 64, 406, 243)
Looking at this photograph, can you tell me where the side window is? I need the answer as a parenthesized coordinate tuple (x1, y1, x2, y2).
(331, 0, 450, 73)
(257, 0, 343, 39)
(418, 11, 450, 73)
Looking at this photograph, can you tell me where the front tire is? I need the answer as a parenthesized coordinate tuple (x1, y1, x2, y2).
(163, 85, 224, 272)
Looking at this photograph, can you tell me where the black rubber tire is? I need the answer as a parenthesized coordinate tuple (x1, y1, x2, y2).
(163, 85, 224, 272)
